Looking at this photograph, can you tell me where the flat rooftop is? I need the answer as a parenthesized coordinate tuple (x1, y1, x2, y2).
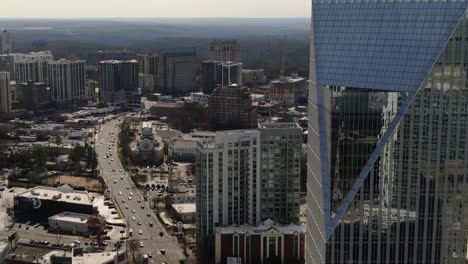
(258, 122, 301, 129)
(16, 185, 92, 206)
(171, 203, 196, 214)
(49, 211, 90, 224)
(73, 251, 124, 264)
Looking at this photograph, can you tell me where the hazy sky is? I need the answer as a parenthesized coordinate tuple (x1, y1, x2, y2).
(2, 0, 310, 18)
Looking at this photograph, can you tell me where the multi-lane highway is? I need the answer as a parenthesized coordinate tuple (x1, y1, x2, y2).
(95, 117, 184, 263)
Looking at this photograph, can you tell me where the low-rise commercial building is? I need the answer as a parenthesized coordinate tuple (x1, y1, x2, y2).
(170, 203, 196, 223)
(215, 219, 305, 264)
(14, 185, 95, 223)
(48, 212, 91, 235)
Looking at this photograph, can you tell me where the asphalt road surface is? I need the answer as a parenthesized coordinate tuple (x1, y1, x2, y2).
(95, 117, 184, 264)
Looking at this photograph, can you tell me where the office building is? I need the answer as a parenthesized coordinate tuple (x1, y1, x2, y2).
(307, 1, 468, 264)
(20, 81, 52, 112)
(0, 72, 10, 113)
(196, 123, 302, 261)
(215, 219, 305, 264)
(99, 60, 139, 106)
(242, 69, 265, 85)
(137, 53, 158, 91)
(208, 84, 257, 130)
(1, 30, 12, 54)
(139, 73, 154, 93)
(270, 74, 307, 105)
(14, 59, 49, 84)
(208, 40, 241, 62)
(158, 48, 197, 95)
(47, 59, 86, 108)
(200, 61, 242, 94)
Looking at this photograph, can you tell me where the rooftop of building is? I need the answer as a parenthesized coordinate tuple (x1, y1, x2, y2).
(171, 203, 196, 214)
(99, 59, 137, 64)
(258, 122, 301, 129)
(172, 139, 197, 149)
(48, 58, 86, 64)
(48, 211, 90, 224)
(271, 75, 306, 84)
(16, 185, 92, 206)
(216, 219, 306, 234)
(73, 251, 124, 264)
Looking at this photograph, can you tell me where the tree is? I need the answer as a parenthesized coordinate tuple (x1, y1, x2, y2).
(86, 146, 98, 171)
(32, 148, 47, 167)
(54, 135, 63, 146)
(69, 145, 86, 163)
(127, 240, 143, 263)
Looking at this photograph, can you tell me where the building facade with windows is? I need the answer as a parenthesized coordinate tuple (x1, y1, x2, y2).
(47, 59, 86, 108)
(307, 1, 468, 263)
(201, 61, 243, 94)
(208, 84, 257, 130)
(0, 72, 10, 113)
(157, 48, 197, 95)
(196, 123, 302, 262)
(99, 60, 139, 106)
(208, 40, 241, 62)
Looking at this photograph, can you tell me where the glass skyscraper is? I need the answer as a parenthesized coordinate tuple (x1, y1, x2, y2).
(307, 1, 468, 263)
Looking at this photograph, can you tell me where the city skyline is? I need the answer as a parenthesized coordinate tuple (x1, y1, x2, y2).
(1, 0, 310, 19)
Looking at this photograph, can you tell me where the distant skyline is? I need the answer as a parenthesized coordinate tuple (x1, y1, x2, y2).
(1, 0, 310, 19)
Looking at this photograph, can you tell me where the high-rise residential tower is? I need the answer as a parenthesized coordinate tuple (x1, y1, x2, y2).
(196, 123, 302, 261)
(0, 72, 11, 113)
(200, 61, 242, 94)
(14, 59, 49, 84)
(157, 48, 197, 95)
(47, 59, 86, 108)
(208, 40, 241, 62)
(99, 60, 139, 106)
(307, 1, 468, 263)
(1, 30, 12, 54)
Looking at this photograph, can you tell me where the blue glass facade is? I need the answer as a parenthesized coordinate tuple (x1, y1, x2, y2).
(314, 1, 467, 92)
(307, 1, 468, 263)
